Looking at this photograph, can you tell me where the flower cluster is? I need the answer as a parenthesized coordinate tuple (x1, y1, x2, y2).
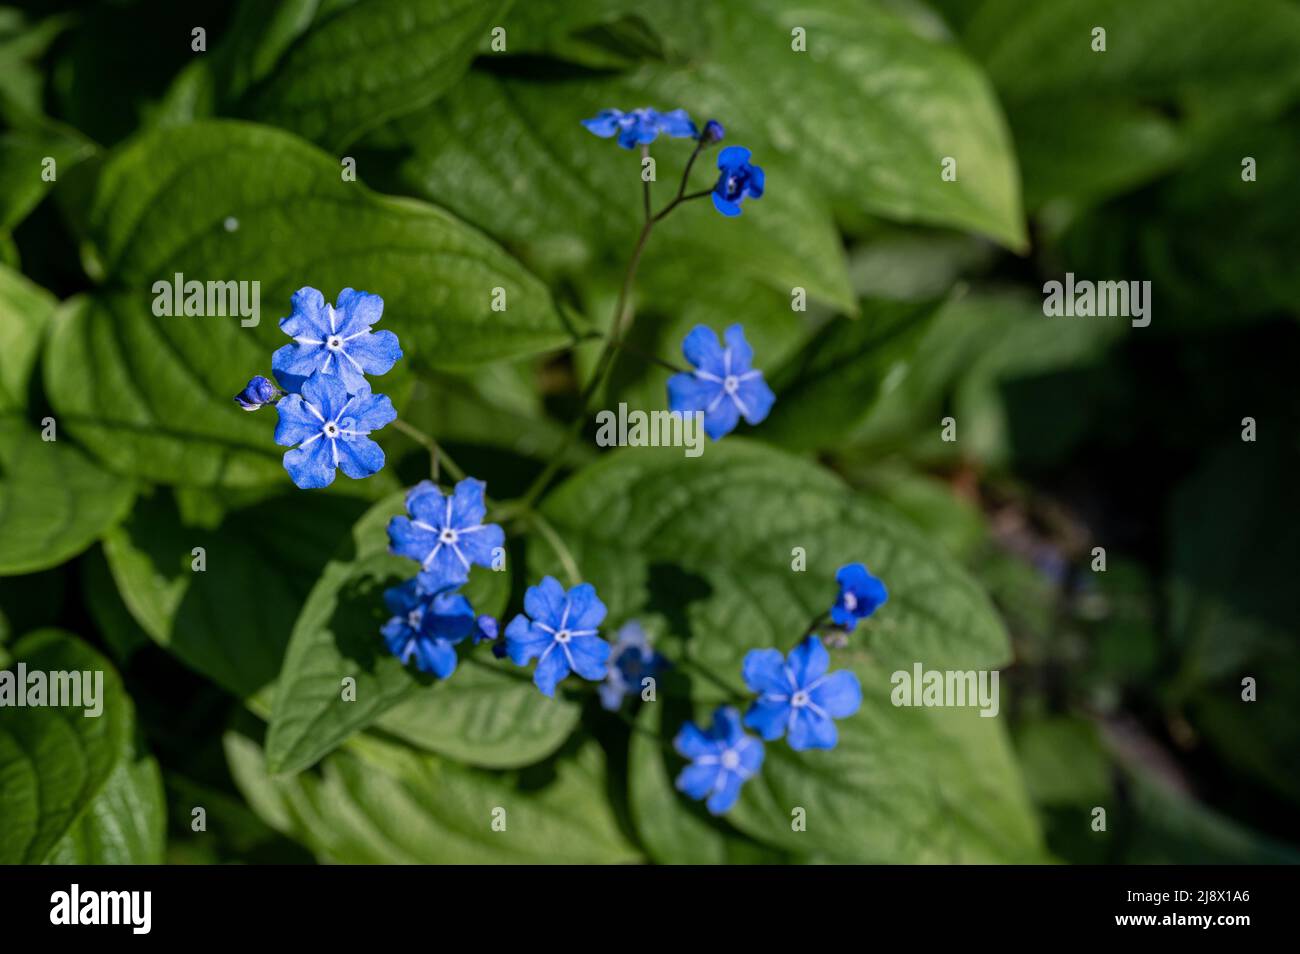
(672, 562, 887, 814)
(380, 477, 506, 679)
(234, 287, 402, 489)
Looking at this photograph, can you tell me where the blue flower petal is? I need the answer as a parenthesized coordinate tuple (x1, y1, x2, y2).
(711, 192, 742, 216)
(279, 287, 330, 338)
(680, 325, 726, 376)
(810, 670, 862, 718)
(282, 434, 336, 489)
(657, 108, 697, 138)
(301, 370, 348, 421)
(746, 164, 765, 198)
(450, 477, 489, 527)
(273, 394, 321, 447)
(743, 697, 790, 741)
(787, 708, 838, 751)
(705, 770, 743, 815)
(533, 644, 571, 696)
(673, 721, 716, 759)
(566, 634, 610, 680)
(722, 324, 753, 370)
(718, 145, 752, 169)
(702, 393, 741, 440)
(564, 582, 607, 631)
(456, 522, 504, 568)
(504, 615, 550, 663)
(667, 371, 722, 417)
(736, 736, 765, 774)
(742, 648, 789, 695)
(676, 762, 718, 800)
(581, 109, 623, 138)
(788, 634, 830, 686)
(332, 288, 384, 337)
(734, 374, 776, 425)
(414, 637, 458, 678)
(335, 434, 386, 480)
(523, 576, 568, 629)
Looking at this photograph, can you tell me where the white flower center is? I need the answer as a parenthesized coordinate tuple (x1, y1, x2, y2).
(439, 528, 458, 544)
(323, 421, 340, 438)
(721, 749, 740, 770)
(844, 591, 858, 611)
(554, 629, 572, 644)
(326, 335, 344, 350)
(406, 609, 422, 629)
(723, 375, 740, 394)
(791, 690, 810, 708)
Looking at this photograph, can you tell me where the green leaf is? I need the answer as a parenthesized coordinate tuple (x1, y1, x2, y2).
(101, 489, 369, 702)
(0, 416, 135, 575)
(0, 128, 96, 231)
(45, 120, 577, 486)
(268, 491, 578, 774)
(727, 653, 1044, 862)
(0, 630, 135, 863)
(643, 0, 1026, 248)
(534, 441, 1010, 680)
(237, 0, 513, 149)
(380, 69, 855, 312)
(227, 728, 641, 863)
(761, 297, 944, 451)
(532, 442, 1040, 861)
(44, 747, 166, 864)
(0, 264, 56, 410)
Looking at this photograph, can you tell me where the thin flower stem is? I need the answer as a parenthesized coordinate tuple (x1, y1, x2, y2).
(392, 417, 465, 483)
(528, 511, 582, 586)
(519, 140, 711, 511)
(608, 338, 686, 373)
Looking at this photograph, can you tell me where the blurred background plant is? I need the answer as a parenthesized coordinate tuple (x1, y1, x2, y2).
(1, 0, 1297, 864)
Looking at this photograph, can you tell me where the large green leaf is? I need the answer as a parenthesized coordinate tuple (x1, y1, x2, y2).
(101, 489, 369, 702)
(641, 0, 1026, 247)
(45, 120, 578, 486)
(534, 441, 1010, 681)
(237, 0, 512, 149)
(44, 747, 166, 864)
(267, 490, 578, 774)
(0, 630, 139, 863)
(531, 441, 1040, 861)
(0, 416, 135, 575)
(227, 728, 640, 863)
(0, 265, 56, 410)
(724, 650, 1044, 862)
(380, 69, 854, 313)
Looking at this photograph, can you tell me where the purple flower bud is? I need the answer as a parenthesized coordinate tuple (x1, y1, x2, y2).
(701, 119, 725, 145)
(234, 375, 277, 411)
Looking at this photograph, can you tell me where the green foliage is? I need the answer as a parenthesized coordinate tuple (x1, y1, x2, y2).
(0, 0, 1293, 867)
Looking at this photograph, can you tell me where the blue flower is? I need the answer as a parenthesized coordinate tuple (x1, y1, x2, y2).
(673, 707, 764, 815)
(742, 635, 862, 750)
(599, 620, 666, 711)
(380, 579, 476, 678)
(700, 119, 725, 145)
(581, 107, 697, 149)
(234, 375, 278, 411)
(504, 576, 611, 696)
(274, 370, 395, 489)
(831, 563, 888, 628)
(272, 287, 403, 394)
(387, 478, 505, 592)
(712, 146, 764, 216)
(472, 615, 499, 645)
(667, 324, 776, 440)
